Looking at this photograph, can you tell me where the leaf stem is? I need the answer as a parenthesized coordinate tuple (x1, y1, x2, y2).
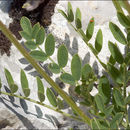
(0, 91, 83, 122)
(0, 20, 91, 125)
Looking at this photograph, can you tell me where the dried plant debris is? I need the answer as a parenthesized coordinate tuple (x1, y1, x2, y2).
(0, 0, 59, 56)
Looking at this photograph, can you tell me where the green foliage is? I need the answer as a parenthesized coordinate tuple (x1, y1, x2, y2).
(75, 8, 82, 29)
(30, 50, 47, 62)
(20, 69, 30, 97)
(95, 29, 103, 53)
(60, 73, 75, 85)
(109, 22, 127, 45)
(46, 88, 57, 107)
(4, 68, 18, 93)
(86, 18, 95, 41)
(45, 34, 55, 56)
(71, 54, 81, 81)
(0, 1, 130, 129)
(37, 77, 45, 102)
(57, 45, 68, 68)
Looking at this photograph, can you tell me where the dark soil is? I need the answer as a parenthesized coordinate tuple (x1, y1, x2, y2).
(0, 0, 59, 56)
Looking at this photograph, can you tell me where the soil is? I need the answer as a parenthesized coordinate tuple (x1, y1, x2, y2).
(0, 0, 59, 56)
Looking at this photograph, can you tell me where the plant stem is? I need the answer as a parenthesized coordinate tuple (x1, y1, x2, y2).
(0, 91, 83, 122)
(0, 20, 91, 125)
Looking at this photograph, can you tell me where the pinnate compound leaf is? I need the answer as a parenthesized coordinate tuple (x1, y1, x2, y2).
(95, 29, 103, 53)
(4, 69, 18, 93)
(30, 50, 47, 62)
(45, 34, 55, 56)
(104, 105, 114, 117)
(95, 94, 105, 113)
(20, 70, 30, 97)
(58, 9, 68, 20)
(48, 63, 60, 74)
(86, 17, 94, 41)
(19, 31, 32, 40)
(75, 8, 82, 29)
(109, 55, 116, 65)
(67, 2, 74, 22)
(117, 12, 130, 28)
(113, 88, 125, 108)
(60, 73, 75, 85)
(32, 22, 40, 39)
(108, 41, 124, 64)
(20, 16, 32, 34)
(107, 63, 123, 84)
(37, 77, 45, 102)
(46, 88, 57, 107)
(110, 112, 123, 129)
(57, 45, 68, 68)
(25, 40, 37, 50)
(36, 27, 45, 45)
(71, 54, 81, 81)
(4, 68, 14, 86)
(98, 76, 111, 104)
(109, 22, 127, 45)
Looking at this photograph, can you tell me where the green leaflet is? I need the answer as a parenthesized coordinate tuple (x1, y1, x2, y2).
(113, 88, 125, 108)
(67, 2, 74, 22)
(104, 105, 114, 117)
(81, 64, 93, 81)
(4, 68, 18, 93)
(46, 88, 57, 107)
(37, 77, 45, 102)
(36, 27, 45, 45)
(20, 70, 30, 97)
(95, 94, 105, 113)
(125, 94, 130, 104)
(45, 34, 55, 56)
(60, 73, 75, 85)
(71, 54, 81, 81)
(109, 22, 127, 45)
(124, 52, 130, 65)
(30, 50, 47, 62)
(48, 63, 60, 74)
(25, 40, 37, 50)
(75, 8, 82, 29)
(98, 76, 111, 105)
(20, 16, 32, 34)
(32, 22, 40, 39)
(109, 55, 116, 65)
(117, 12, 130, 28)
(91, 119, 99, 130)
(107, 63, 123, 84)
(57, 45, 68, 68)
(86, 17, 95, 41)
(19, 31, 32, 40)
(108, 41, 124, 64)
(95, 29, 103, 53)
(110, 112, 123, 129)
(58, 9, 68, 21)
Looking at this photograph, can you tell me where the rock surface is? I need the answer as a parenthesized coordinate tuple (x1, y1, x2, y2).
(0, 0, 129, 129)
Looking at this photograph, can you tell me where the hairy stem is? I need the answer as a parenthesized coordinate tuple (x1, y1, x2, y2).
(0, 20, 91, 125)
